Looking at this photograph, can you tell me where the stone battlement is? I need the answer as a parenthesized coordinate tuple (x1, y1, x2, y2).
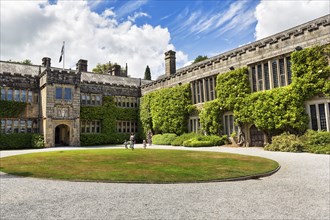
(141, 14, 330, 94)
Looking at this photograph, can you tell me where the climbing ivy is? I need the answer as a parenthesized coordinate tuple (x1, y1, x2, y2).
(199, 100, 223, 135)
(140, 84, 192, 135)
(200, 45, 329, 140)
(216, 67, 250, 110)
(0, 100, 26, 118)
(291, 45, 330, 99)
(80, 96, 140, 145)
(139, 93, 153, 135)
(234, 87, 308, 141)
(200, 67, 250, 135)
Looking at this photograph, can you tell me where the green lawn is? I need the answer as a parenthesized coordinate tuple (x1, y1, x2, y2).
(0, 149, 279, 183)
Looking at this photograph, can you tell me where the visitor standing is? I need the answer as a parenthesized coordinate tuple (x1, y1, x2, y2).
(130, 133, 135, 150)
(147, 131, 153, 146)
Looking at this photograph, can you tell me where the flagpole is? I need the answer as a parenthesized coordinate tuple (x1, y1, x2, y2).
(63, 41, 65, 70)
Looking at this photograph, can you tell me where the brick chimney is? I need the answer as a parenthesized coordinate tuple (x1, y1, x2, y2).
(42, 57, 51, 68)
(76, 59, 88, 72)
(165, 50, 176, 76)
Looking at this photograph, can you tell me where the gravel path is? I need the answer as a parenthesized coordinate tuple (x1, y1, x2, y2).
(1, 145, 329, 220)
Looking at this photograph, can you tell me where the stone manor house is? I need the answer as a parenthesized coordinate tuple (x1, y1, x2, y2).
(0, 15, 329, 147)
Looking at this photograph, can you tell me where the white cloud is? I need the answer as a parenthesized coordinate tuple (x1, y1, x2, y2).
(255, 0, 330, 40)
(0, 0, 187, 79)
(128, 12, 150, 22)
(115, 0, 148, 18)
(172, 1, 255, 39)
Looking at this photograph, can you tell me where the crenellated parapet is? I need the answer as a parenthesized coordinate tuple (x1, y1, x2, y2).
(141, 14, 330, 95)
(39, 68, 81, 89)
(0, 72, 39, 90)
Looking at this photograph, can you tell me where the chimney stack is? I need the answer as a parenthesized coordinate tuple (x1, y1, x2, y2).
(42, 57, 51, 69)
(165, 50, 176, 76)
(76, 59, 88, 72)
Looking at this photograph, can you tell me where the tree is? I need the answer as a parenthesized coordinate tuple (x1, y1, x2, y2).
(144, 65, 151, 80)
(92, 62, 113, 74)
(8, 59, 33, 65)
(192, 55, 208, 64)
(21, 59, 32, 65)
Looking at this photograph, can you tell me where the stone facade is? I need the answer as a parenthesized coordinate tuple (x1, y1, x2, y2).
(0, 15, 329, 147)
(142, 14, 330, 147)
(0, 58, 150, 147)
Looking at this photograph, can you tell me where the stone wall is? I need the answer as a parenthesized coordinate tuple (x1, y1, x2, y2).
(141, 15, 330, 95)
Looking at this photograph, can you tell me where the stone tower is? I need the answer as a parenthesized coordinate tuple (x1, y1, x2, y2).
(165, 50, 176, 76)
(39, 58, 81, 147)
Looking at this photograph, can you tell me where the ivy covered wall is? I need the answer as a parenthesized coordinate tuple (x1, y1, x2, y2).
(139, 84, 192, 135)
(0, 100, 26, 118)
(80, 96, 141, 146)
(200, 45, 330, 140)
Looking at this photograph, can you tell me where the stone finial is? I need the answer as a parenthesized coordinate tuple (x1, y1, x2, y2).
(165, 50, 176, 76)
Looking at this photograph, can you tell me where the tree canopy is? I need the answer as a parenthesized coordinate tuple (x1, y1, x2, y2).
(92, 62, 113, 74)
(192, 55, 208, 64)
(8, 59, 33, 65)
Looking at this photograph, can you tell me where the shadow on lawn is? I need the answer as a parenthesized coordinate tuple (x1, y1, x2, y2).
(0, 171, 33, 178)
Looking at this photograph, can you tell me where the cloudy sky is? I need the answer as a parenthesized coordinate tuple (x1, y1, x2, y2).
(1, 0, 329, 79)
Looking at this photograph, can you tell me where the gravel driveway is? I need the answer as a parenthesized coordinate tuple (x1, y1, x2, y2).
(1, 145, 329, 220)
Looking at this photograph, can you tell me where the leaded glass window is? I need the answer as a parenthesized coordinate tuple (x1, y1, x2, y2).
(1, 88, 5, 100)
(21, 90, 26, 102)
(279, 58, 286, 86)
(319, 104, 327, 130)
(272, 60, 278, 88)
(64, 88, 72, 100)
(264, 63, 270, 90)
(56, 87, 62, 99)
(251, 66, 257, 92)
(28, 91, 33, 103)
(257, 64, 263, 91)
(310, 105, 318, 131)
(286, 57, 292, 85)
(14, 90, 20, 101)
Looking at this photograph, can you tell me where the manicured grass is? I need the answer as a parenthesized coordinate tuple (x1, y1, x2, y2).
(0, 149, 279, 183)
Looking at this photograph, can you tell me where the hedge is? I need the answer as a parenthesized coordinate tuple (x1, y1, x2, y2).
(265, 130, 330, 154)
(152, 133, 177, 145)
(171, 133, 200, 146)
(0, 133, 44, 150)
(183, 135, 227, 147)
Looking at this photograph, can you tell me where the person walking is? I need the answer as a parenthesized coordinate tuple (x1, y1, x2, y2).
(143, 139, 147, 149)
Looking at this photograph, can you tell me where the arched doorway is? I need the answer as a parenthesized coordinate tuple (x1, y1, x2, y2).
(55, 124, 70, 146)
(250, 125, 264, 147)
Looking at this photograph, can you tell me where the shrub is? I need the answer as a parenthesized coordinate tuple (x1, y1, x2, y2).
(182, 135, 227, 147)
(264, 132, 304, 152)
(0, 133, 33, 150)
(171, 133, 201, 146)
(183, 138, 213, 147)
(301, 130, 330, 154)
(152, 133, 177, 145)
(31, 134, 44, 149)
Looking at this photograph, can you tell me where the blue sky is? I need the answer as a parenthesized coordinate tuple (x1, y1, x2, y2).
(90, 0, 259, 61)
(1, 0, 329, 79)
